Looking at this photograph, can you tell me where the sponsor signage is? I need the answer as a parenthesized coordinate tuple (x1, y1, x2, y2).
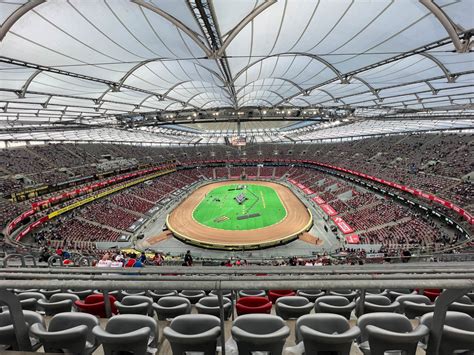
(320, 204, 338, 216)
(312, 196, 325, 205)
(331, 216, 354, 234)
(345, 234, 360, 244)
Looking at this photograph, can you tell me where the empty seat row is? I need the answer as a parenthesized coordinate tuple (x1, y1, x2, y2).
(1, 310, 472, 354)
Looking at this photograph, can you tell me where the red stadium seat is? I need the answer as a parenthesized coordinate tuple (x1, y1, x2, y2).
(268, 290, 296, 303)
(420, 289, 442, 302)
(236, 296, 272, 315)
(74, 294, 117, 318)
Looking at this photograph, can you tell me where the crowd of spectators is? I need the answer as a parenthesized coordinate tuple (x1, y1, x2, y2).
(0, 134, 471, 256)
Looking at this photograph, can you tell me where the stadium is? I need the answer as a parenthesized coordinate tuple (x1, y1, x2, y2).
(0, 0, 473, 354)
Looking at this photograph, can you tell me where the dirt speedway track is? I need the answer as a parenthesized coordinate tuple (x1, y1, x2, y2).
(167, 180, 312, 250)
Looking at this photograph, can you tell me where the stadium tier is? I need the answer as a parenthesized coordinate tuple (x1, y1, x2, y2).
(0, 0, 473, 353)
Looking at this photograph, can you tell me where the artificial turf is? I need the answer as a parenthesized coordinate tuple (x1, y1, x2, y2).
(192, 183, 286, 231)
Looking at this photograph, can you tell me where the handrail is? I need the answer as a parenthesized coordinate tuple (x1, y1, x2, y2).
(1, 278, 472, 291)
(75, 255, 95, 266)
(1, 262, 474, 274)
(47, 255, 63, 267)
(2, 254, 26, 267)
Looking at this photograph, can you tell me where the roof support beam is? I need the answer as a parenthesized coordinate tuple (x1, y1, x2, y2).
(130, 0, 212, 57)
(113, 59, 225, 92)
(0, 0, 46, 41)
(199, 99, 230, 109)
(188, 0, 237, 108)
(216, 0, 277, 57)
(420, 53, 455, 82)
(305, 89, 345, 104)
(17, 70, 42, 98)
(349, 76, 382, 101)
(0, 56, 198, 109)
(239, 98, 275, 107)
(237, 90, 286, 104)
(237, 78, 304, 96)
(424, 81, 439, 95)
(272, 37, 457, 107)
(419, 0, 470, 53)
(234, 53, 347, 85)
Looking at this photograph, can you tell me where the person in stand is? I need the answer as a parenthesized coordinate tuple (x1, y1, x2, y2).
(184, 250, 193, 266)
(96, 253, 112, 268)
(140, 252, 147, 264)
(152, 252, 163, 266)
(125, 253, 137, 267)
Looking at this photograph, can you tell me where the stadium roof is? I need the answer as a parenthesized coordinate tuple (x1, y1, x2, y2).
(0, 0, 473, 144)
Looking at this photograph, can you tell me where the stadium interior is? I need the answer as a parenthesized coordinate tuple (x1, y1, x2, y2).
(0, 0, 473, 354)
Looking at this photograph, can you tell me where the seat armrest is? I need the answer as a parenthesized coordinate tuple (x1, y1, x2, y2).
(164, 326, 220, 344)
(92, 325, 151, 343)
(300, 325, 360, 344)
(232, 326, 290, 344)
(366, 324, 429, 343)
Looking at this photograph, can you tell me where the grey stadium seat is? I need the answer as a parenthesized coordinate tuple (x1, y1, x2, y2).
(329, 289, 358, 301)
(178, 290, 206, 304)
(0, 310, 44, 351)
(196, 296, 232, 320)
(67, 289, 94, 300)
(37, 293, 79, 316)
(355, 295, 400, 317)
(29, 312, 99, 354)
(39, 289, 62, 300)
(17, 292, 46, 312)
(115, 295, 153, 315)
(147, 290, 178, 302)
(357, 312, 429, 355)
(420, 311, 474, 354)
(314, 295, 356, 319)
(164, 314, 221, 355)
(92, 314, 158, 355)
(275, 296, 314, 319)
(297, 289, 325, 302)
(153, 296, 192, 320)
(395, 294, 434, 319)
(232, 314, 290, 355)
(238, 289, 266, 298)
(296, 313, 361, 355)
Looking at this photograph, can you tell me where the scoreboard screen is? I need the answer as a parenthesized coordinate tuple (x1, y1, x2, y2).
(230, 136, 247, 146)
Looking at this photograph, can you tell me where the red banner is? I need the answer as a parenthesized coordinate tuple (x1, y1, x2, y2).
(312, 196, 325, 205)
(320, 204, 338, 216)
(332, 216, 354, 234)
(16, 216, 49, 241)
(345, 234, 360, 244)
(7, 209, 35, 233)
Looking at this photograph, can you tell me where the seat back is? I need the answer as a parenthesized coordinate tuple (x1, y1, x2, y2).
(232, 314, 290, 355)
(49, 293, 80, 303)
(295, 313, 349, 344)
(165, 314, 221, 355)
(106, 314, 157, 336)
(121, 295, 153, 306)
(233, 314, 287, 334)
(357, 312, 413, 344)
(315, 296, 350, 307)
(32, 312, 99, 353)
(276, 296, 309, 307)
(157, 296, 190, 307)
(49, 312, 99, 344)
(0, 311, 44, 350)
(170, 314, 220, 334)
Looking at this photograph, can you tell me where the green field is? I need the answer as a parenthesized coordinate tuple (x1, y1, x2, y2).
(193, 184, 286, 230)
